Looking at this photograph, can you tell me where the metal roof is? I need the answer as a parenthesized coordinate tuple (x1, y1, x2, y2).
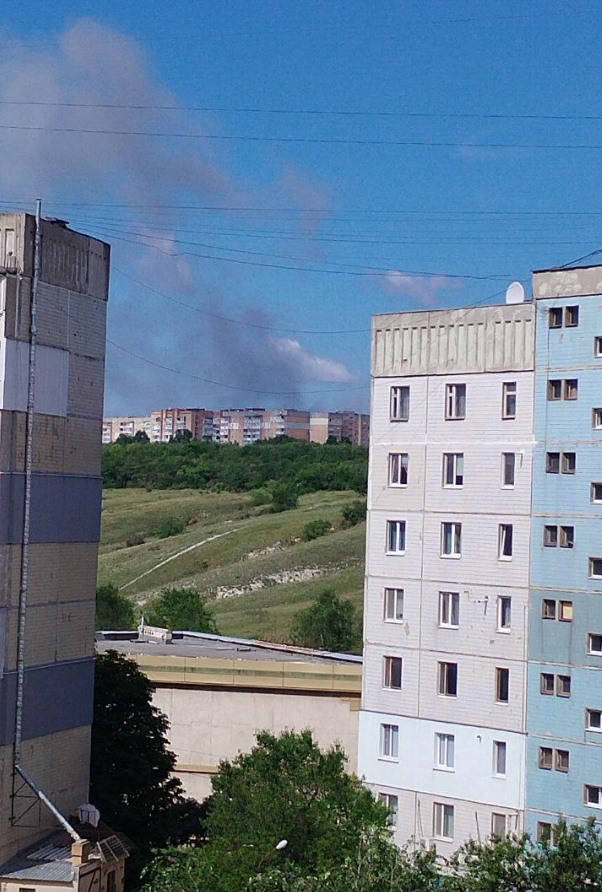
(0, 833, 76, 884)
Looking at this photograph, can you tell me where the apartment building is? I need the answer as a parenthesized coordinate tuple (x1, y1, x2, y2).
(102, 414, 153, 443)
(359, 268, 602, 852)
(526, 266, 602, 840)
(309, 411, 370, 446)
(0, 212, 127, 890)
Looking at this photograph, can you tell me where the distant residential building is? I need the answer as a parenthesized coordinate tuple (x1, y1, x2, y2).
(102, 414, 153, 443)
(150, 407, 214, 442)
(310, 410, 370, 446)
(96, 630, 361, 802)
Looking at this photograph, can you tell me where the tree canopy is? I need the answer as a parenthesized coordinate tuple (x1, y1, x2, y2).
(291, 589, 361, 652)
(145, 586, 219, 633)
(95, 582, 135, 630)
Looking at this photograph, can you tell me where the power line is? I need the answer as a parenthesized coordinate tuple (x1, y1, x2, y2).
(3, 122, 602, 150)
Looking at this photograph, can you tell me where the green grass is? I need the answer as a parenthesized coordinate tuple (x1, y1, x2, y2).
(99, 489, 366, 641)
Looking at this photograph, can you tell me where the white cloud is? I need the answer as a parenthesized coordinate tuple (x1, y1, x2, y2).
(270, 338, 354, 383)
(383, 270, 461, 306)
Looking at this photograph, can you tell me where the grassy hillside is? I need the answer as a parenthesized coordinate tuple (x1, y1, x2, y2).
(99, 488, 365, 641)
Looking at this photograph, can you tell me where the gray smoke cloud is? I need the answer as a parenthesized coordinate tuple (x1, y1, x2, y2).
(0, 19, 358, 414)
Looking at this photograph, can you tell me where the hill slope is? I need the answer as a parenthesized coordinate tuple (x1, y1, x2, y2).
(99, 489, 365, 641)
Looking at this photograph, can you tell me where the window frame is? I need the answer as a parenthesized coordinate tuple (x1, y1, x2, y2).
(564, 378, 578, 400)
(389, 385, 410, 422)
(380, 723, 399, 760)
(438, 661, 458, 697)
(542, 599, 557, 620)
(502, 452, 516, 488)
(538, 746, 553, 770)
(502, 381, 517, 420)
(586, 708, 602, 732)
(595, 336, 602, 357)
(441, 521, 462, 558)
(435, 732, 455, 771)
(433, 802, 454, 841)
(555, 749, 570, 772)
(386, 520, 406, 554)
(557, 675, 571, 697)
(389, 452, 409, 487)
(445, 383, 466, 420)
(540, 672, 555, 695)
(591, 482, 602, 503)
(495, 667, 510, 703)
(593, 409, 602, 430)
(590, 558, 602, 579)
(546, 451, 560, 474)
(493, 740, 507, 777)
(559, 525, 575, 549)
(383, 655, 403, 690)
(543, 525, 558, 548)
(491, 813, 507, 838)
(585, 785, 602, 808)
(439, 591, 460, 629)
(547, 379, 562, 401)
(565, 305, 579, 327)
(562, 452, 576, 474)
(378, 792, 399, 826)
(497, 595, 512, 632)
(588, 633, 602, 655)
(442, 452, 464, 488)
(383, 587, 404, 623)
(498, 523, 513, 560)
(559, 600, 573, 622)
(548, 307, 563, 329)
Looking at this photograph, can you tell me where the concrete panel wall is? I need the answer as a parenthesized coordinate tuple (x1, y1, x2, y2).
(0, 339, 69, 417)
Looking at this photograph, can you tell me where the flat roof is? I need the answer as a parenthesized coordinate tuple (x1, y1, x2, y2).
(96, 631, 362, 665)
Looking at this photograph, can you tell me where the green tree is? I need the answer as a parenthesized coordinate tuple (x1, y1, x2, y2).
(300, 518, 331, 542)
(90, 652, 204, 881)
(145, 730, 391, 892)
(340, 498, 367, 528)
(291, 589, 360, 652)
(95, 583, 135, 630)
(270, 482, 299, 513)
(146, 586, 219, 633)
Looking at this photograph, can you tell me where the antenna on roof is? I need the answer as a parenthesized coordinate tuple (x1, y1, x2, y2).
(505, 281, 525, 304)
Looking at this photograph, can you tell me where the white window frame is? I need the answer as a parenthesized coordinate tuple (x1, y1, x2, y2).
(380, 723, 399, 760)
(433, 802, 454, 841)
(502, 452, 516, 488)
(442, 452, 464, 488)
(389, 452, 409, 487)
(386, 520, 406, 554)
(595, 336, 602, 357)
(586, 709, 602, 732)
(498, 523, 513, 560)
(378, 792, 399, 826)
(502, 381, 517, 419)
(588, 633, 602, 655)
(383, 655, 403, 690)
(591, 482, 602, 504)
(559, 525, 575, 549)
(435, 732, 455, 771)
(491, 813, 507, 837)
(590, 558, 602, 579)
(390, 386, 410, 422)
(585, 785, 602, 808)
(441, 522, 462, 558)
(593, 408, 602, 430)
(445, 383, 466, 420)
(544, 524, 558, 548)
(493, 740, 507, 777)
(539, 746, 553, 770)
(497, 595, 511, 633)
(439, 591, 460, 629)
(438, 661, 458, 697)
(383, 588, 404, 623)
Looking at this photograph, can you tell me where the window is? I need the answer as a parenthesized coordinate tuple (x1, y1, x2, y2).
(435, 733, 455, 770)
(565, 305, 579, 327)
(590, 558, 602, 578)
(595, 336, 602, 357)
(562, 452, 576, 474)
(537, 821, 554, 843)
(585, 785, 602, 808)
(556, 749, 570, 772)
(588, 634, 602, 655)
(439, 591, 460, 628)
(540, 672, 555, 695)
(383, 656, 403, 690)
(386, 520, 406, 553)
(542, 599, 557, 619)
(559, 601, 574, 622)
(497, 596, 512, 631)
(502, 452, 515, 487)
(539, 746, 553, 769)
(438, 661, 458, 697)
(591, 483, 602, 503)
(491, 813, 507, 837)
(445, 383, 466, 420)
(593, 409, 602, 429)
(441, 522, 462, 557)
(564, 379, 578, 400)
(378, 792, 399, 826)
(443, 452, 464, 487)
(389, 452, 408, 486)
(546, 452, 560, 474)
(544, 525, 558, 548)
(433, 802, 454, 840)
(502, 382, 517, 419)
(106, 872, 117, 892)
(495, 667, 509, 703)
(380, 723, 399, 759)
(586, 709, 602, 731)
(390, 386, 410, 421)
(549, 307, 563, 329)
(498, 524, 513, 559)
(384, 588, 404, 622)
(493, 740, 507, 776)
(548, 379, 562, 401)
(559, 526, 574, 548)
(557, 675, 571, 697)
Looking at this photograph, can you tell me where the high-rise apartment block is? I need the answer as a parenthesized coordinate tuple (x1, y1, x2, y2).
(359, 267, 602, 852)
(0, 213, 126, 888)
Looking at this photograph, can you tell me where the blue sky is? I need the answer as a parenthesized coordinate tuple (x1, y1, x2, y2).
(2, 1, 601, 414)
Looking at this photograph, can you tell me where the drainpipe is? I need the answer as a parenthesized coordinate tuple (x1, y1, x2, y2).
(11, 200, 82, 844)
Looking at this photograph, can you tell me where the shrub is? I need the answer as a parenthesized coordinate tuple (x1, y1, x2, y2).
(340, 499, 367, 529)
(291, 589, 361, 653)
(301, 518, 331, 542)
(250, 489, 271, 507)
(270, 482, 299, 513)
(125, 532, 145, 547)
(95, 583, 135, 630)
(146, 587, 219, 633)
(153, 517, 185, 539)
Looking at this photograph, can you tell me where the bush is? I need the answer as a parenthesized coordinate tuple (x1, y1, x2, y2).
(249, 489, 271, 507)
(301, 518, 331, 542)
(95, 583, 135, 630)
(270, 482, 299, 513)
(126, 532, 145, 547)
(146, 587, 219, 633)
(153, 517, 185, 539)
(291, 589, 361, 653)
(340, 499, 367, 529)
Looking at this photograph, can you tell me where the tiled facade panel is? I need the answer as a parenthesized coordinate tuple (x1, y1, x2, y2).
(0, 339, 69, 417)
(526, 734, 602, 825)
(67, 353, 105, 419)
(0, 412, 103, 476)
(67, 292, 107, 359)
(359, 711, 525, 808)
(529, 591, 602, 668)
(0, 726, 91, 864)
(64, 416, 102, 475)
(35, 283, 70, 349)
(17, 599, 95, 666)
(0, 474, 102, 544)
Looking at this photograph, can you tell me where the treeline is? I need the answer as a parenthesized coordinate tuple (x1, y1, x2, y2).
(102, 437, 368, 493)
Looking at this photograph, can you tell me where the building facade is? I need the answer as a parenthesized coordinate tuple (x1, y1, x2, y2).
(0, 212, 126, 888)
(359, 269, 602, 851)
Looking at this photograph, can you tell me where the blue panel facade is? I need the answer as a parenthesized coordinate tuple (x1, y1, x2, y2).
(527, 290, 602, 834)
(0, 473, 102, 543)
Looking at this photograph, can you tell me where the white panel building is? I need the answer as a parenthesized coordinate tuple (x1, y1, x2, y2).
(358, 300, 535, 854)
